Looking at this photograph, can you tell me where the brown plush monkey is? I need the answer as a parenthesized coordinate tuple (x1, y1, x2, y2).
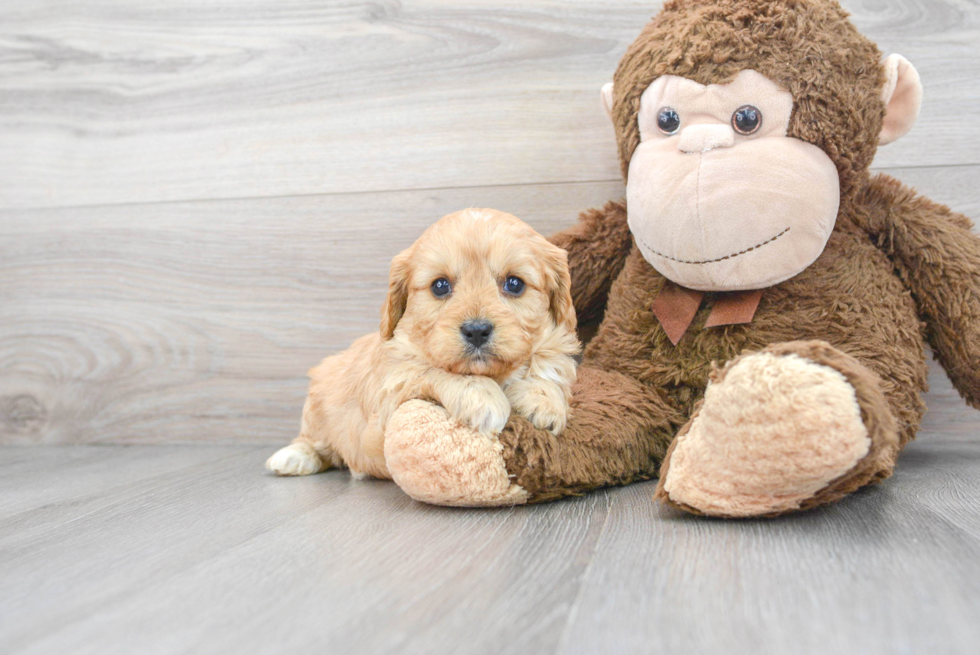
(383, 0, 980, 517)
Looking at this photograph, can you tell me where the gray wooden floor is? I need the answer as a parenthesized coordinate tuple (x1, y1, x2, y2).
(3, 1, 980, 653)
(3, 393, 980, 655)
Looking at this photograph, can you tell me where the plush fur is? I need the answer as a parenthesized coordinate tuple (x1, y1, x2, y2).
(383, 0, 980, 517)
(266, 208, 580, 479)
(658, 351, 870, 517)
(654, 341, 900, 517)
(385, 399, 530, 507)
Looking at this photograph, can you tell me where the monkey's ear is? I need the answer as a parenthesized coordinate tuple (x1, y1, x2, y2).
(600, 82, 614, 120)
(879, 54, 922, 146)
(380, 248, 413, 340)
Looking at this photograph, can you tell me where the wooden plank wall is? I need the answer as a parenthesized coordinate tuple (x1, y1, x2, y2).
(2, 0, 979, 444)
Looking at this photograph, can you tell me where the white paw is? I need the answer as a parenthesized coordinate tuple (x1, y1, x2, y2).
(448, 377, 512, 434)
(462, 393, 511, 434)
(265, 443, 325, 476)
(524, 402, 568, 435)
(506, 380, 569, 434)
(471, 404, 511, 434)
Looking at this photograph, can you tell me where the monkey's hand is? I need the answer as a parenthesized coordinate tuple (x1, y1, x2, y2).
(548, 200, 633, 324)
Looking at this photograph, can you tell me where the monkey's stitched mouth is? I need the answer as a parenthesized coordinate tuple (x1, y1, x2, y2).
(638, 226, 791, 265)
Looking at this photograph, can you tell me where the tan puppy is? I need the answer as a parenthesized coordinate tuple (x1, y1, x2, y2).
(266, 208, 580, 479)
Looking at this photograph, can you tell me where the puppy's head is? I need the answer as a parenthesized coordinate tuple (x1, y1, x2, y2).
(381, 208, 576, 379)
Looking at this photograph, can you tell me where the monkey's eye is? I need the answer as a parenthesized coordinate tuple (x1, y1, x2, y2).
(431, 278, 452, 297)
(657, 107, 681, 134)
(732, 105, 762, 135)
(503, 276, 526, 296)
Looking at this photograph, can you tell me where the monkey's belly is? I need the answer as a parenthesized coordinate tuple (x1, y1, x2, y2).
(583, 230, 928, 442)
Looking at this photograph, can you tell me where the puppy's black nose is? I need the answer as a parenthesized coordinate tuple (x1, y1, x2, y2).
(461, 320, 494, 348)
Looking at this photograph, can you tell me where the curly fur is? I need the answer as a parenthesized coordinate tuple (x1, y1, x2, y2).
(266, 209, 581, 479)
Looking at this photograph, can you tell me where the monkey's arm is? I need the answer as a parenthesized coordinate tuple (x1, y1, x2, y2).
(863, 174, 980, 408)
(548, 199, 633, 324)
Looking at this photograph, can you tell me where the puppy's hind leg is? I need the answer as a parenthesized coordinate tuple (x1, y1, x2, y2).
(266, 397, 334, 476)
(266, 441, 328, 476)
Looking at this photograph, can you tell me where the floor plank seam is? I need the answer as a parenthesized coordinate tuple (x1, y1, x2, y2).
(3, 162, 976, 214)
(552, 490, 614, 655)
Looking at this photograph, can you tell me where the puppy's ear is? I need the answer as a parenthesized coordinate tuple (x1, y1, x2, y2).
(542, 241, 577, 333)
(380, 247, 413, 340)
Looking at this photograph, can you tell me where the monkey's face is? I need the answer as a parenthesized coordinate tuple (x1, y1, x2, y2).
(622, 70, 840, 291)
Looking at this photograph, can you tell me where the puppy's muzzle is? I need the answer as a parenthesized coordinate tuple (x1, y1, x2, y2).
(460, 320, 494, 350)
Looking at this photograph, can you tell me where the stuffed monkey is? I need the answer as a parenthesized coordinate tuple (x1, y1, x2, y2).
(383, 0, 980, 517)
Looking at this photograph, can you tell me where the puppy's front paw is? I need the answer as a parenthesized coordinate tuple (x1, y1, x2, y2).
(506, 379, 569, 434)
(265, 442, 326, 476)
(446, 377, 512, 434)
(526, 400, 569, 435)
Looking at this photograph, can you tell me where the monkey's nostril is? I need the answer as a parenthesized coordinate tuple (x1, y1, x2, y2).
(461, 320, 494, 348)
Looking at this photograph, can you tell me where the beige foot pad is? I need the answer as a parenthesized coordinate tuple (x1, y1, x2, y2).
(385, 400, 529, 507)
(656, 349, 872, 517)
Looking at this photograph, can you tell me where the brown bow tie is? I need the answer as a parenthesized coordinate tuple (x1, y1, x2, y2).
(651, 280, 765, 346)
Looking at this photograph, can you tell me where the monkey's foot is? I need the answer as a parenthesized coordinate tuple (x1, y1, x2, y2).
(655, 341, 899, 518)
(384, 399, 529, 507)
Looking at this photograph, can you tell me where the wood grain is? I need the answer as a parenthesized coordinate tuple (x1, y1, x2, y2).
(2, 165, 978, 445)
(1, 442, 978, 654)
(1, 0, 978, 210)
(555, 444, 980, 655)
(0, 446, 610, 655)
(0, 445, 251, 520)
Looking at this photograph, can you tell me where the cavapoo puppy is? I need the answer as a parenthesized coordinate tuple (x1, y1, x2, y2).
(266, 208, 580, 479)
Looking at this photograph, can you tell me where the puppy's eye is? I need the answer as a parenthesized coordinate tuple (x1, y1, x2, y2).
(657, 107, 680, 135)
(503, 276, 525, 296)
(732, 105, 762, 135)
(431, 278, 452, 298)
